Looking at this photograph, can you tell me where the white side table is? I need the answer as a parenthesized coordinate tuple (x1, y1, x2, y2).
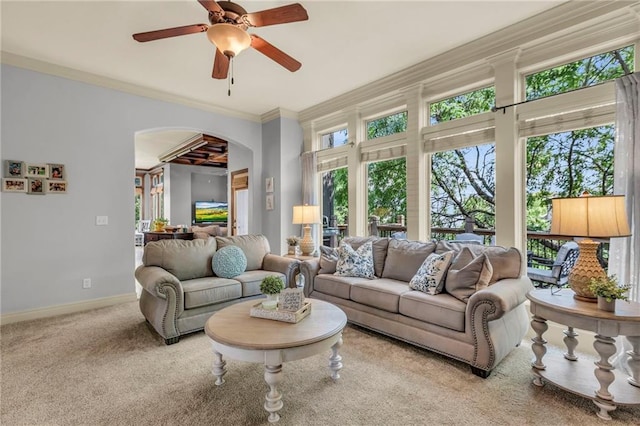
(526, 289, 640, 420)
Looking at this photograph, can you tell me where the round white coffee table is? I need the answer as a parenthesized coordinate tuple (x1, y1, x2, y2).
(204, 298, 347, 423)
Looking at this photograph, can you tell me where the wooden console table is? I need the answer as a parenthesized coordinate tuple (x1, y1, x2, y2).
(527, 289, 640, 420)
(143, 231, 193, 245)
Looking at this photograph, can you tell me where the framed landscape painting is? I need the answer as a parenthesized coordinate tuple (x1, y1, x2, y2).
(4, 160, 24, 178)
(2, 178, 28, 192)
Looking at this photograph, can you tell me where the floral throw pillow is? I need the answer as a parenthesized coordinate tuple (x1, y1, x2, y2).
(409, 251, 455, 295)
(334, 241, 375, 279)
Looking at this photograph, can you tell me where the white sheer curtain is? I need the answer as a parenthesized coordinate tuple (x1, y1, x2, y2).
(609, 72, 639, 375)
(300, 151, 319, 250)
(610, 72, 640, 302)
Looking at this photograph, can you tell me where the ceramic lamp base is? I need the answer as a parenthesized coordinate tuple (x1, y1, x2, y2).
(299, 224, 315, 256)
(568, 238, 604, 302)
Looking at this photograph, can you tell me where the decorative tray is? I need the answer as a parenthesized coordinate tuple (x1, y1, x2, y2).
(249, 301, 312, 323)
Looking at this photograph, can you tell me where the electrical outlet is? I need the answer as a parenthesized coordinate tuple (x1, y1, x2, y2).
(83, 278, 91, 289)
(96, 216, 108, 226)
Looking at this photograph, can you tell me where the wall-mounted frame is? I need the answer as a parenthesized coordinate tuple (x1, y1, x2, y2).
(266, 194, 274, 211)
(25, 163, 49, 178)
(47, 180, 68, 194)
(265, 177, 274, 193)
(48, 164, 65, 180)
(4, 160, 25, 178)
(135, 176, 142, 187)
(28, 178, 45, 195)
(2, 178, 28, 192)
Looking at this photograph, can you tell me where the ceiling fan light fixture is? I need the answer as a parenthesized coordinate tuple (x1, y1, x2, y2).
(206, 23, 251, 57)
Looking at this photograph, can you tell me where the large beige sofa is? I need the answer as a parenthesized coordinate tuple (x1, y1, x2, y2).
(300, 237, 533, 377)
(135, 235, 299, 344)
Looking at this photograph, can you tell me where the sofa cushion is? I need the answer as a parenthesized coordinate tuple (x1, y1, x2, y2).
(314, 274, 366, 300)
(319, 245, 339, 274)
(191, 224, 221, 239)
(382, 239, 437, 282)
(350, 278, 411, 313)
(335, 241, 375, 279)
(409, 251, 455, 295)
(212, 245, 247, 278)
(142, 238, 217, 281)
(445, 251, 493, 303)
(343, 237, 389, 277)
(233, 270, 286, 297)
(399, 291, 466, 332)
(182, 277, 242, 309)
(216, 235, 270, 271)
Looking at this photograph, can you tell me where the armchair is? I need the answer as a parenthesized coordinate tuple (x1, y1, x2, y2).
(527, 241, 579, 290)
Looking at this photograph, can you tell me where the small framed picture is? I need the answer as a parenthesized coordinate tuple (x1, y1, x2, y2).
(47, 180, 68, 194)
(27, 178, 45, 195)
(134, 176, 142, 187)
(2, 178, 28, 192)
(266, 194, 274, 210)
(279, 288, 305, 312)
(48, 164, 65, 180)
(25, 163, 49, 178)
(5, 160, 25, 178)
(265, 177, 274, 193)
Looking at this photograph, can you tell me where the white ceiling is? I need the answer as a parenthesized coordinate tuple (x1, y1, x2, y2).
(1, 0, 565, 169)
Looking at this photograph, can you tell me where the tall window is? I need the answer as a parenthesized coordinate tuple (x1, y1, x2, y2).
(321, 129, 348, 149)
(151, 171, 164, 220)
(322, 168, 348, 224)
(367, 158, 406, 223)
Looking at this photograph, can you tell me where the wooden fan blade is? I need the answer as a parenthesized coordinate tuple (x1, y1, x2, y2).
(243, 3, 308, 27)
(132, 24, 208, 42)
(250, 35, 301, 72)
(212, 48, 230, 79)
(198, 0, 224, 14)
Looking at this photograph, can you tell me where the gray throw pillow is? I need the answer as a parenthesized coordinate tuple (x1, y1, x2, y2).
(445, 251, 493, 303)
(319, 245, 338, 274)
(382, 239, 437, 282)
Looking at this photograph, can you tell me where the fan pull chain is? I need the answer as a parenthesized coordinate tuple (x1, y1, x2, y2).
(227, 56, 235, 97)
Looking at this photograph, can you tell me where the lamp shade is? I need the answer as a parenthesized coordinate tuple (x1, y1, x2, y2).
(292, 205, 321, 225)
(206, 23, 251, 57)
(550, 194, 630, 238)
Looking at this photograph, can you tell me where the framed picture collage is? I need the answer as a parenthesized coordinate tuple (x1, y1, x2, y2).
(2, 160, 67, 195)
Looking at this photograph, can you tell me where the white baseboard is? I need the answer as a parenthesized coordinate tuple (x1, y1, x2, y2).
(0, 293, 137, 325)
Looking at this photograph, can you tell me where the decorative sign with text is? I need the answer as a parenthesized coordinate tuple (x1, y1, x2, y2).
(279, 288, 305, 312)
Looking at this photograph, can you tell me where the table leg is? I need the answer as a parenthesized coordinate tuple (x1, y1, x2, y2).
(264, 364, 283, 423)
(530, 315, 548, 387)
(593, 334, 617, 420)
(563, 326, 579, 361)
(212, 349, 227, 386)
(329, 334, 343, 380)
(625, 335, 640, 388)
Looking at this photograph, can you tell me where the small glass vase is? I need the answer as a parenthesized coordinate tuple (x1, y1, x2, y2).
(262, 293, 279, 310)
(597, 296, 616, 312)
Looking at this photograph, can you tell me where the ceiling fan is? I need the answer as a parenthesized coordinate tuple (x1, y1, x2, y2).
(132, 1, 308, 81)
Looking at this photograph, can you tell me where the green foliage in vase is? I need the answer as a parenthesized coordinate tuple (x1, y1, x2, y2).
(588, 275, 631, 303)
(260, 275, 285, 295)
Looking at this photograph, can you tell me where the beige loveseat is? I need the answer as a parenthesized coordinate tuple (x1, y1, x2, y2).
(300, 237, 533, 377)
(135, 235, 299, 344)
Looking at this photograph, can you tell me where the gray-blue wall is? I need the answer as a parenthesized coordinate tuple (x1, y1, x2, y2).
(0, 64, 271, 314)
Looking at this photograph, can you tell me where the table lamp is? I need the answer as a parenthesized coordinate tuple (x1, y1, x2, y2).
(292, 204, 321, 256)
(550, 193, 630, 301)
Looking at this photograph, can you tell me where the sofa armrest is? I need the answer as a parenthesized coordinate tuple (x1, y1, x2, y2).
(262, 254, 300, 287)
(135, 265, 185, 319)
(299, 259, 321, 297)
(465, 276, 533, 371)
(467, 276, 533, 320)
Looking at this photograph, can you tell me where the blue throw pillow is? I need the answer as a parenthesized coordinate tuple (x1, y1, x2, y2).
(212, 246, 247, 278)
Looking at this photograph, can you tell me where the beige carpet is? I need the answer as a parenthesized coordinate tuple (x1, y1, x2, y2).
(1, 302, 638, 426)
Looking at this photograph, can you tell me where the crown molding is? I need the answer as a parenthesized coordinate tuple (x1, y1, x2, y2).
(260, 108, 299, 123)
(0, 52, 262, 123)
(298, 1, 638, 124)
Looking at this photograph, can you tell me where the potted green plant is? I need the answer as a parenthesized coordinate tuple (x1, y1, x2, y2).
(260, 275, 285, 310)
(587, 275, 631, 312)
